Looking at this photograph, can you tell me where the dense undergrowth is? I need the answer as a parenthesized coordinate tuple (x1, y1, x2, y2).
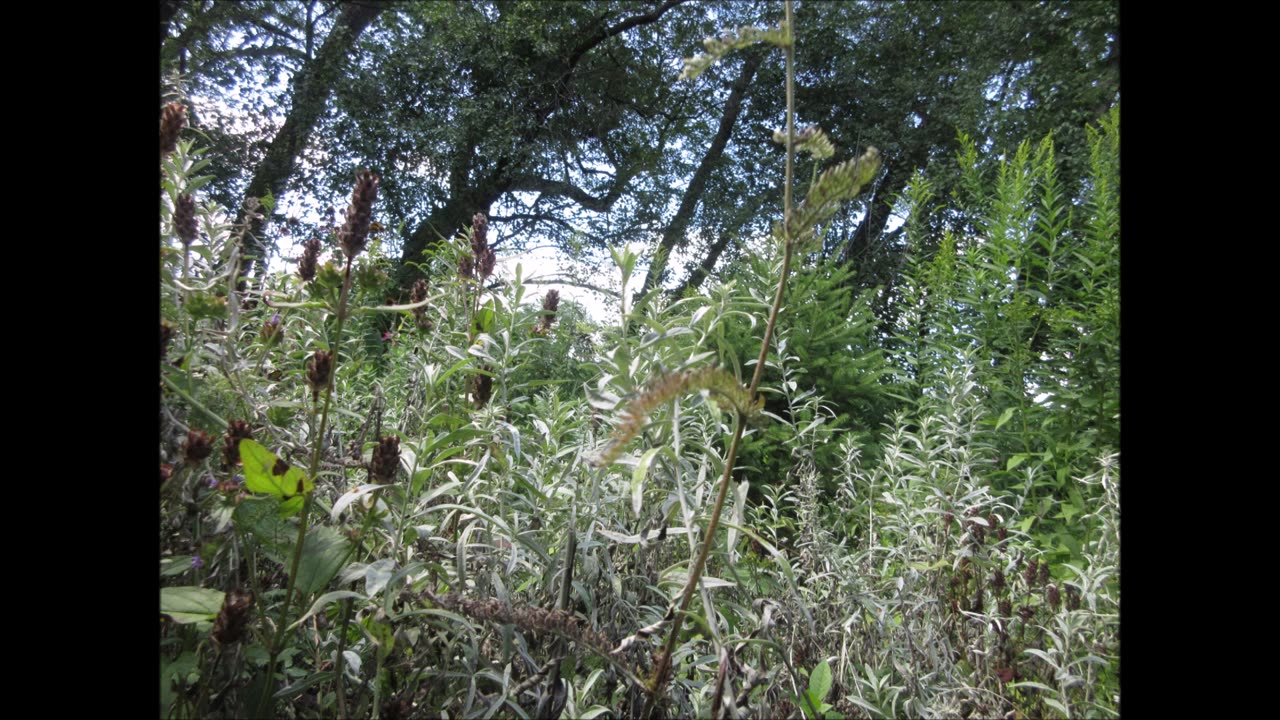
(160, 6, 1118, 717)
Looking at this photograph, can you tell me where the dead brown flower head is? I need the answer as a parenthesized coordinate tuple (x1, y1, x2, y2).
(306, 350, 334, 397)
(222, 420, 253, 468)
(299, 238, 322, 282)
(174, 194, 198, 247)
(535, 289, 560, 335)
(160, 102, 187, 159)
(183, 429, 214, 463)
(470, 213, 488, 256)
(161, 320, 176, 362)
(370, 435, 401, 482)
(477, 247, 496, 280)
(410, 278, 433, 329)
(473, 367, 493, 410)
(338, 169, 380, 260)
(211, 588, 254, 646)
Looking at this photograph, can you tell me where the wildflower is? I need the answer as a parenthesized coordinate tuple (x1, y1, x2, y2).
(306, 350, 333, 397)
(223, 420, 253, 468)
(183, 429, 214, 463)
(337, 169, 380, 260)
(382, 331, 393, 342)
(173, 194, 198, 247)
(191, 555, 204, 570)
(160, 464, 174, 487)
(370, 436, 401, 482)
(298, 238, 321, 282)
(260, 313, 283, 345)
(160, 102, 187, 159)
(211, 589, 254, 646)
(534, 289, 560, 335)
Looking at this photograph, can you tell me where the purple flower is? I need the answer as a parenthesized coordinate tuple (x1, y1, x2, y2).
(191, 556, 204, 570)
(382, 331, 393, 342)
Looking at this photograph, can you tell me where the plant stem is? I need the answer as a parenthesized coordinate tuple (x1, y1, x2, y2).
(257, 258, 356, 715)
(650, 0, 797, 700)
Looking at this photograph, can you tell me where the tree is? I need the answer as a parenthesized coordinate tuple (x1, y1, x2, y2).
(793, 1, 1119, 309)
(163, 1, 391, 283)
(302, 0, 711, 292)
(166, 1, 1117, 304)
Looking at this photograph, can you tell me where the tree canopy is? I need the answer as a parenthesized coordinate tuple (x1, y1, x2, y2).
(162, 0, 1117, 301)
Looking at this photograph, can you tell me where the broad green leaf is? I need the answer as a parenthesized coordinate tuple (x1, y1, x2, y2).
(365, 558, 397, 597)
(297, 526, 353, 596)
(809, 659, 833, 702)
(234, 497, 295, 566)
(240, 439, 313, 499)
(160, 586, 225, 624)
(1007, 454, 1029, 472)
(161, 651, 198, 715)
(995, 406, 1016, 430)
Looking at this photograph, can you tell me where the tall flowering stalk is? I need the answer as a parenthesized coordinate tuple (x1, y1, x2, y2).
(632, 1, 881, 701)
(460, 212, 496, 344)
(259, 168, 379, 714)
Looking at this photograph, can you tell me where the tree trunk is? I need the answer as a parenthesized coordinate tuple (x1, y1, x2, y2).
(234, 0, 390, 284)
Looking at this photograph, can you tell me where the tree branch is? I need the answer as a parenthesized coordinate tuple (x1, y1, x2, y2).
(234, 0, 391, 283)
(567, 0, 693, 68)
(638, 50, 763, 299)
(507, 168, 639, 214)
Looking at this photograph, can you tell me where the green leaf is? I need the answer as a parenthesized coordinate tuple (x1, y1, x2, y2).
(297, 526, 353, 596)
(289, 590, 366, 631)
(995, 406, 1016, 430)
(809, 659, 833, 702)
(234, 497, 295, 566)
(160, 586, 225, 624)
(632, 447, 663, 518)
(240, 439, 314, 499)
(161, 651, 199, 715)
(1007, 454, 1029, 472)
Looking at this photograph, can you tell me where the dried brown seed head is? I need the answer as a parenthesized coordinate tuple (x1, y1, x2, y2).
(160, 102, 187, 158)
(338, 169, 380, 260)
(183, 429, 214, 463)
(370, 435, 401, 482)
(298, 238, 322, 282)
(306, 350, 333, 395)
(174, 194, 198, 247)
